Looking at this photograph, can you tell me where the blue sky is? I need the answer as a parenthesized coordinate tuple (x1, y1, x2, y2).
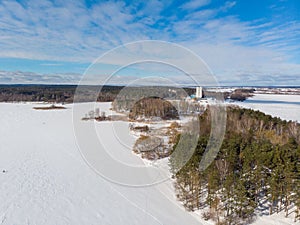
(0, 0, 299, 85)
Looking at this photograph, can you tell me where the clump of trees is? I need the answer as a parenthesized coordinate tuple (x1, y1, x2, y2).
(112, 86, 188, 113)
(33, 104, 66, 110)
(229, 89, 255, 101)
(128, 97, 179, 120)
(170, 106, 300, 224)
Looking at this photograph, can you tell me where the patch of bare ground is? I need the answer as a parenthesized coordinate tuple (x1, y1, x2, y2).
(33, 105, 66, 110)
(82, 114, 128, 121)
(132, 121, 181, 160)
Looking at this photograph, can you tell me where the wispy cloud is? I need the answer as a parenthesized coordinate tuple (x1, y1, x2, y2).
(220, 1, 237, 12)
(0, 70, 81, 84)
(180, 0, 211, 11)
(0, 0, 299, 85)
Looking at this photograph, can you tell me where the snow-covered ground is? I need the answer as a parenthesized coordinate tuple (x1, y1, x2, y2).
(0, 102, 204, 225)
(0, 102, 297, 224)
(231, 94, 300, 122)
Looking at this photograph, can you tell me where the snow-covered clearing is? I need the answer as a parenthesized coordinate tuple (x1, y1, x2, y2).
(0, 101, 297, 224)
(231, 94, 300, 122)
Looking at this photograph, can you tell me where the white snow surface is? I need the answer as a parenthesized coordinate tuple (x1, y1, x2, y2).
(0, 102, 203, 225)
(231, 94, 300, 122)
(0, 102, 297, 225)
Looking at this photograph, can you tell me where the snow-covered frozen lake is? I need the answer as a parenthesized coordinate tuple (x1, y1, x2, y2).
(0, 101, 297, 225)
(0, 102, 203, 225)
(232, 94, 300, 122)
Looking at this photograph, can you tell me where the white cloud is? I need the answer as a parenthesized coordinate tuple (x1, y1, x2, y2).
(181, 0, 211, 11)
(0, 0, 299, 85)
(220, 1, 236, 12)
(0, 70, 81, 84)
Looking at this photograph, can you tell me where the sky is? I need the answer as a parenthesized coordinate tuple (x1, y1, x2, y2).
(0, 0, 299, 86)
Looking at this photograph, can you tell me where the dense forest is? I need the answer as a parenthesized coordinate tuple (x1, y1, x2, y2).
(0, 85, 252, 103)
(0, 85, 122, 102)
(170, 106, 300, 224)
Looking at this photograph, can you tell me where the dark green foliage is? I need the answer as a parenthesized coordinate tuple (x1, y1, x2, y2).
(0, 84, 123, 102)
(170, 106, 300, 224)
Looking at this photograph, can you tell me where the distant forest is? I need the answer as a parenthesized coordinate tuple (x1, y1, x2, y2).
(0, 85, 121, 103)
(170, 106, 300, 224)
(0, 85, 252, 103)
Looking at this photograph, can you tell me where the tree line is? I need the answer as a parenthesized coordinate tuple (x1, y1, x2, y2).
(0, 85, 122, 103)
(0, 85, 253, 104)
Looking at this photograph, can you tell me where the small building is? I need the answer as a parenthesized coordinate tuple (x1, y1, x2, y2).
(196, 87, 203, 98)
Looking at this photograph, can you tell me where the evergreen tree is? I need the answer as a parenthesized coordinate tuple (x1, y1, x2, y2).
(169, 106, 300, 224)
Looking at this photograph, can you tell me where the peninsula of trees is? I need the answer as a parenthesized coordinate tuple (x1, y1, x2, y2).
(170, 106, 300, 224)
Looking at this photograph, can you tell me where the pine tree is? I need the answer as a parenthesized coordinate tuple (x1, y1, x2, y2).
(168, 106, 300, 224)
(282, 138, 297, 217)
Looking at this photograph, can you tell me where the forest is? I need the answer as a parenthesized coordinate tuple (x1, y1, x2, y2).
(169, 106, 300, 224)
(0, 85, 252, 103)
(0, 85, 122, 102)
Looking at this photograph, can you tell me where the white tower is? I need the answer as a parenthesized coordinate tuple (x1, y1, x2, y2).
(196, 87, 203, 98)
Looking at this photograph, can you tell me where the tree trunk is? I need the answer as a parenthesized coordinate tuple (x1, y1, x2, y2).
(269, 202, 273, 215)
(285, 195, 289, 217)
